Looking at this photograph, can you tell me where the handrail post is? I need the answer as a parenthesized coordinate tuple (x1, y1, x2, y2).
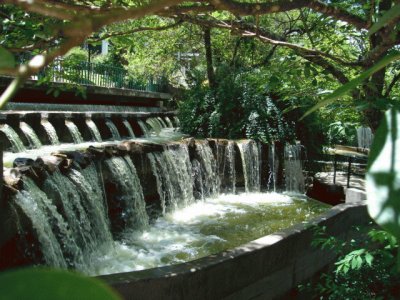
(347, 157, 352, 188)
(333, 155, 337, 184)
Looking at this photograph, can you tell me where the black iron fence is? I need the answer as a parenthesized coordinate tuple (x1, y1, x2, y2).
(35, 59, 167, 93)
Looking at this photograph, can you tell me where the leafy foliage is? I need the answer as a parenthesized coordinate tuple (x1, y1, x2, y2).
(303, 225, 400, 299)
(327, 121, 358, 146)
(178, 68, 295, 143)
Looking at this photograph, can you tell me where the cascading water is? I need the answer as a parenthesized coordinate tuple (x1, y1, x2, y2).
(147, 144, 194, 211)
(284, 144, 305, 194)
(173, 116, 180, 127)
(147, 152, 168, 215)
(104, 156, 149, 231)
(225, 141, 236, 194)
(20, 121, 42, 149)
(237, 140, 261, 192)
(106, 119, 121, 140)
(6, 135, 329, 276)
(14, 177, 84, 269)
(43, 171, 100, 257)
(138, 120, 150, 137)
(86, 118, 102, 142)
(268, 144, 278, 192)
(157, 117, 168, 128)
(193, 142, 219, 198)
(0, 124, 26, 152)
(146, 118, 162, 135)
(67, 163, 114, 249)
(122, 119, 136, 138)
(65, 120, 84, 144)
(214, 141, 236, 194)
(41, 119, 60, 145)
(164, 116, 174, 128)
(357, 127, 373, 149)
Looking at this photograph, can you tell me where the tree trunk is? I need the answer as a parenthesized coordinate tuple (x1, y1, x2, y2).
(203, 27, 217, 89)
(360, 0, 392, 132)
(362, 68, 386, 132)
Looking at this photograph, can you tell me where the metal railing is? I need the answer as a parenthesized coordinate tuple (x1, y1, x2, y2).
(35, 59, 168, 93)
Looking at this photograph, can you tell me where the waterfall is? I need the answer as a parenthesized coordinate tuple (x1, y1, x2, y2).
(173, 116, 180, 127)
(7, 133, 290, 274)
(157, 117, 168, 128)
(154, 118, 165, 129)
(357, 127, 373, 149)
(67, 163, 113, 248)
(147, 144, 194, 211)
(20, 121, 42, 149)
(0, 124, 26, 152)
(123, 119, 136, 138)
(284, 144, 305, 194)
(65, 120, 84, 144)
(41, 119, 60, 145)
(268, 144, 278, 192)
(146, 118, 162, 135)
(237, 140, 261, 193)
(86, 118, 102, 142)
(15, 164, 114, 272)
(43, 170, 109, 262)
(193, 142, 219, 199)
(147, 152, 168, 215)
(106, 120, 121, 140)
(225, 141, 236, 193)
(138, 120, 150, 137)
(164, 116, 174, 128)
(14, 177, 84, 269)
(104, 156, 149, 230)
(215, 141, 236, 194)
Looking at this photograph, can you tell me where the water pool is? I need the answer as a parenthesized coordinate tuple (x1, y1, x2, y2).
(91, 192, 329, 275)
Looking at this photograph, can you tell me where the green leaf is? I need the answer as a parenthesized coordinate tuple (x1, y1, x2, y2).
(365, 252, 374, 266)
(356, 256, 363, 269)
(366, 108, 400, 241)
(0, 268, 121, 300)
(0, 46, 15, 69)
(351, 257, 358, 269)
(368, 4, 400, 36)
(301, 51, 400, 120)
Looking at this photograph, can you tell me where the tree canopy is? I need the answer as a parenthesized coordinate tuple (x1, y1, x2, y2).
(0, 0, 399, 132)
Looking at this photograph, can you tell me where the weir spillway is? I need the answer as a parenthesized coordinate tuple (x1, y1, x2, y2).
(0, 110, 322, 277)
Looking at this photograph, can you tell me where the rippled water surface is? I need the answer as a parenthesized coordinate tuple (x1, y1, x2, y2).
(92, 192, 329, 275)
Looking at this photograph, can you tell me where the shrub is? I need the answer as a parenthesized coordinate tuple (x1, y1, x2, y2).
(300, 225, 400, 299)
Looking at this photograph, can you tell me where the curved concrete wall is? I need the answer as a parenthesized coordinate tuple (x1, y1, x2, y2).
(100, 203, 370, 300)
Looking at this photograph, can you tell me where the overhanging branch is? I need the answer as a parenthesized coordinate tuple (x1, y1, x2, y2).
(89, 20, 183, 42)
(178, 14, 359, 67)
(207, 0, 368, 30)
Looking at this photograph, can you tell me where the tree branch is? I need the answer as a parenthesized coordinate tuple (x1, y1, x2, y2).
(178, 14, 360, 67)
(207, 0, 368, 30)
(177, 14, 350, 84)
(89, 20, 183, 42)
(364, 31, 400, 65)
(385, 71, 400, 97)
(2, 0, 78, 20)
(0, 35, 85, 109)
(7, 37, 58, 53)
(251, 45, 278, 69)
(0, 0, 187, 107)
